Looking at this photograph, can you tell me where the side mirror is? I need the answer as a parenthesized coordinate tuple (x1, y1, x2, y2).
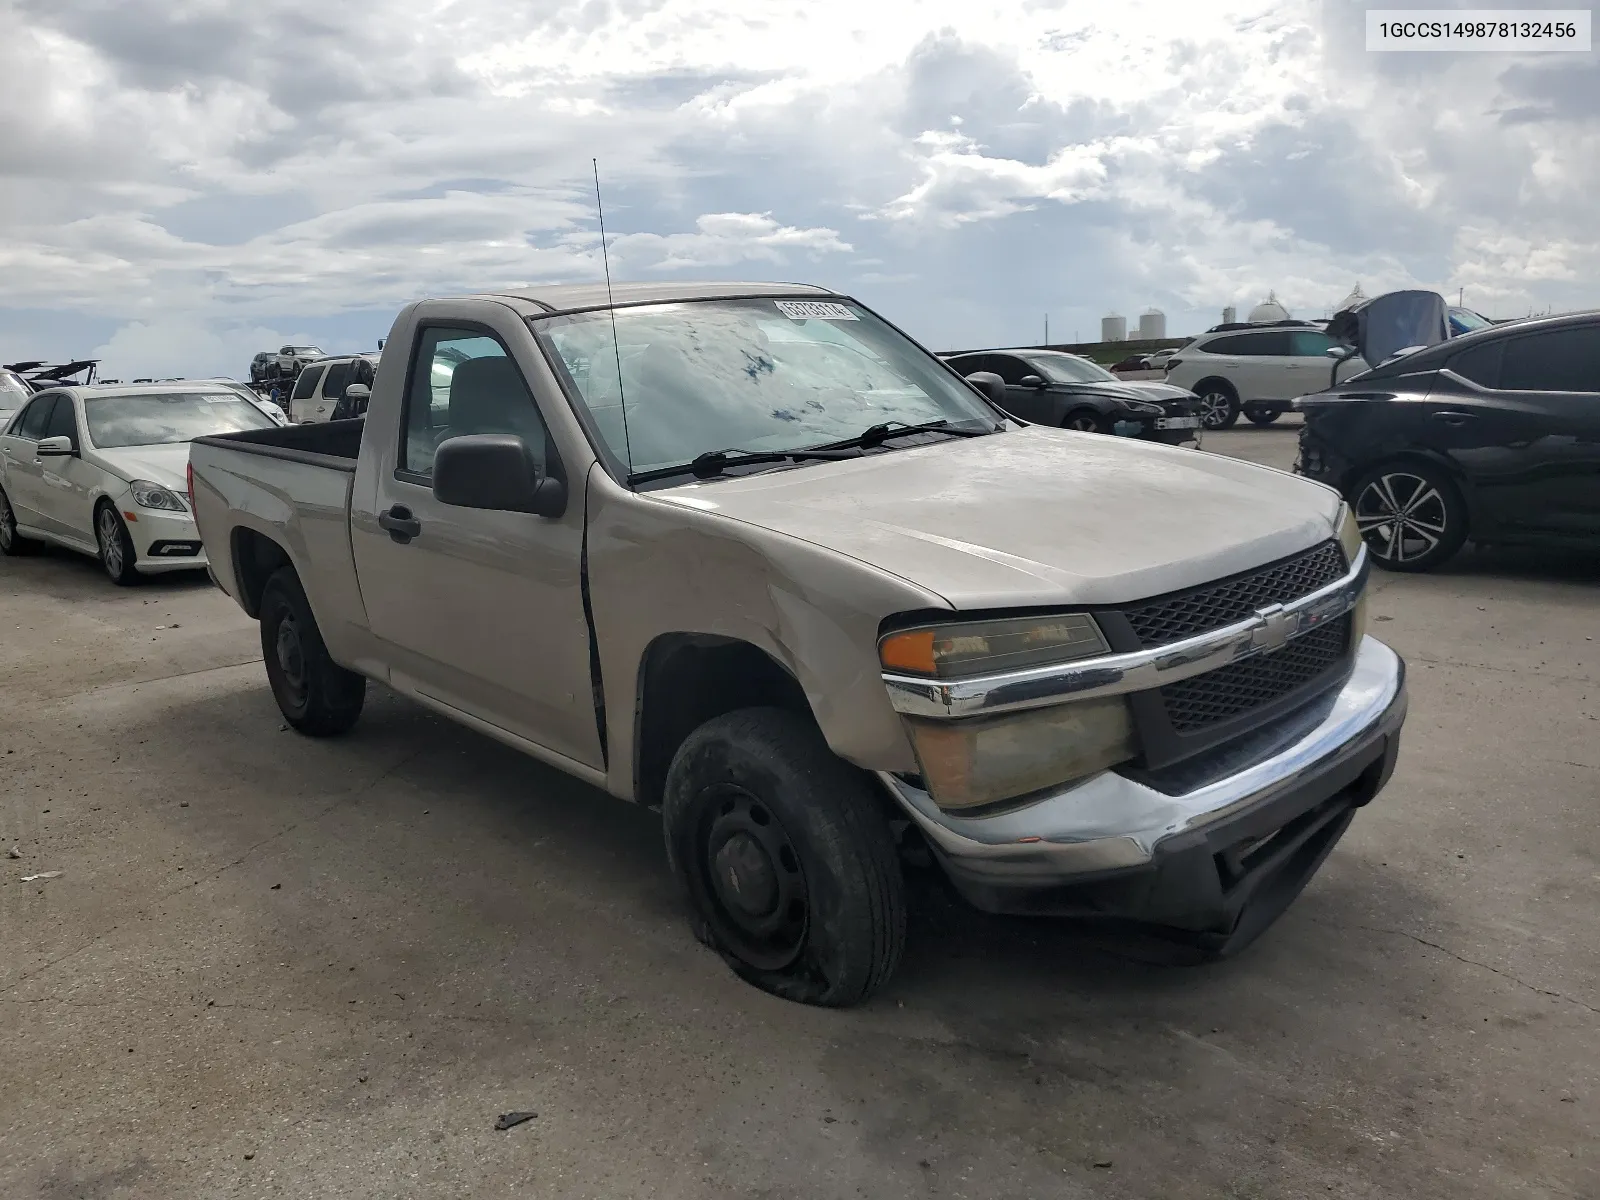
(433, 433, 565, 518)
(963, 371, 1007, 406)
(1018, 375, 1047, 389)
(343, 382, 371, 402)
(36, 435, 75, 457)
(1325, 346, 1346, 358)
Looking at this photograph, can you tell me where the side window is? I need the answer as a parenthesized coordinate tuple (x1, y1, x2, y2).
(945, 354, 985, 376)
(320, 361, 351, 399)
(17, 394, 58, 440)
(44, 396, 78, 442)
(1499, 327, 1600, 393)
(1242, 331, 1292, 356)
(1201, 334, 1247, 355)
(1289, 330, 1337, 357)
(1448, 340, 1503, 389)
(402, 327, 549, 478)
(988, 355, 1032, 385)
(291, 364, 326, 401)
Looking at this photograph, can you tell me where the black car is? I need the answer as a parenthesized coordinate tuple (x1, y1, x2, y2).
(943, 348, 1203, 444)
(1296, 310, 1600, 571)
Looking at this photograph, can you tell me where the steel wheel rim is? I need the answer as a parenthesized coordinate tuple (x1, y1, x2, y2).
(1200, 392, 1232, 428)
(274, 613, 309, 707)
(97, 508, 124, 577)
(696, 785, 807, 971)
(1355, 472, 1449, 564)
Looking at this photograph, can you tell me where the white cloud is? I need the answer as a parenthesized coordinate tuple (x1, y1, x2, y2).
(0, 0, 1596, 373)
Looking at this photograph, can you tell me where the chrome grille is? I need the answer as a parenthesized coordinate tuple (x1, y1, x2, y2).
(1122, 541, 1347, 648)
(1159, 616, 1351, 733)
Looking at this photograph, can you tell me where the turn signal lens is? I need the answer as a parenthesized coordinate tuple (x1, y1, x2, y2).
(880, 614, 1109, 680)
(1337, 503, 1363, 564)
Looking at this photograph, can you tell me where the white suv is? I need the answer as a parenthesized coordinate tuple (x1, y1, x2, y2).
(1165, 326, 1368, 429)
(287, 354, 379, 423)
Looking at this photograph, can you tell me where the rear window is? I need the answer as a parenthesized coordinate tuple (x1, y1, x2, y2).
(1498, 327, 1600, 393)
(291, 364, 327, 400)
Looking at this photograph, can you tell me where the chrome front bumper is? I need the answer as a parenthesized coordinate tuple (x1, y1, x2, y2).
(877, 634, 1407, 892)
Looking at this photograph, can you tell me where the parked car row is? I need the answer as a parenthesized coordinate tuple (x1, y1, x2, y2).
(250, 345, 326, 383)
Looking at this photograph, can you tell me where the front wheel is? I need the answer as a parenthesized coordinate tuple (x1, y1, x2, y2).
(1246, 407, 1283, 426)
(1063, 408, 1109, 434)
(0, 487, 39, 556)
(95, 503, 140, 586)
(1350, 462, 1468, 572)
(259, 567, 366, 735)
(662, 708, 906, 1007)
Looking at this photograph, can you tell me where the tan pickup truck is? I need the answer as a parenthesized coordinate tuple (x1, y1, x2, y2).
(188, 281, 1407, 1006)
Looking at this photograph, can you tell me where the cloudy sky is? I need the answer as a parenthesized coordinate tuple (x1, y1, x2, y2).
(2, 0, 1595, 378)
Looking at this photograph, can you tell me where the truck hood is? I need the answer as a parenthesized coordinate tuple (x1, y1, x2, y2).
(649, 427, 1344, 610)
(90, 442, 192, 489)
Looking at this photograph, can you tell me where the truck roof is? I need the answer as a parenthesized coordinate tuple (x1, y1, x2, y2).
(473, 280, 834, 316)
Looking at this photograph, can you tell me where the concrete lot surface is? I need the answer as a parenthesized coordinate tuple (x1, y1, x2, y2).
(3, 424, 1597, 1199)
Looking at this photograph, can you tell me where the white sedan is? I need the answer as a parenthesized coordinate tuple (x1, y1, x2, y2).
(0, 382, 279, 584)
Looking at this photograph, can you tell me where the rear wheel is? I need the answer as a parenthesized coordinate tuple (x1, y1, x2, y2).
(1350, 461, 1468, 572)
(0, 487, 39, 556)
(95, 503, 140, 586)
(1063, 408, 1109, 434)
(1246, 406, 1284, 426)
(662, 707, 906, 1007)
(259, 567, 366, 735)
(1196, 380, 1241, 429)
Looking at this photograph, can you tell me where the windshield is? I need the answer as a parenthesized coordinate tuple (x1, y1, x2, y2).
(83, 392, 276, 448)
(533, 297, 997, 475)
(0, 371, 29, 416)
(1029, 354, 1119, 384)
(291, 346, 322, 355)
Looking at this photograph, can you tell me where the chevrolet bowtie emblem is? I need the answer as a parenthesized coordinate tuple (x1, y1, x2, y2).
(1253, 603, 1292, 651)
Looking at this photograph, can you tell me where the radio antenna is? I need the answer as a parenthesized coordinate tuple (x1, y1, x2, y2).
(593, 159, 633, 472)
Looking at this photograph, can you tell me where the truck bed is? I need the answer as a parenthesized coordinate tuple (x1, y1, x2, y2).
(193, 417, 364, 470)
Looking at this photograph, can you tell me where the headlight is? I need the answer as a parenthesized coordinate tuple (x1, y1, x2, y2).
(881, 614, 1136, 810)
(880, 613, 1109, 679)
(1122, 400, 1163, 415)
(130, 480, 186, 512)
(903, 699, 1137, 812)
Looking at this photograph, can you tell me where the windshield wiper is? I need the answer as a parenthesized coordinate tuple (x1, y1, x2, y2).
(628, 445, 859, 485)
(810, 418, 997, 453)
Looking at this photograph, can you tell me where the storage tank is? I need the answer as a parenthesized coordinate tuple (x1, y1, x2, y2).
(1222, 305, 1237, 324)
(1100, 313, 1126, 342)
(1137, 308, 1166, 339)
(1248, 291, 1291, 323)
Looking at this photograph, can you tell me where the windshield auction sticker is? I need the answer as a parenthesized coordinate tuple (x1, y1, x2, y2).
(774, 300, 859, 321)
(1366, 10, 1590, 50)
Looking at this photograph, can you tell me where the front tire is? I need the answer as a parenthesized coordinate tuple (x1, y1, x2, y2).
(1246, 406, 1283, 426)
(1063, 408, 1109, 434)
(95, 502, 140, 586)
(1350, 461, 1468, 572)
(1196, 380, 1241, 429)
(259, 567, 366, 735)
(0, 487, 39, 556)
(662, 708, 906, 1007)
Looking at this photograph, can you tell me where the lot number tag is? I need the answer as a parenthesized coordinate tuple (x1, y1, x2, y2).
(774, 300, 859, 321)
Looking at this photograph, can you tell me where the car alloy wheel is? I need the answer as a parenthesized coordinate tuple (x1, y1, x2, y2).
(1354, 471, 1451, 566)
(0, 492, 14, 552)
(273, 611, 310, 710)
(97, 507, 125, 579)
(1199, 391, 1234, 429)
(1066, 412, 1102, 432)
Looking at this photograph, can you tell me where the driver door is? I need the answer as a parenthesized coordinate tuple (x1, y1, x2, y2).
(349, 318, 603, 771)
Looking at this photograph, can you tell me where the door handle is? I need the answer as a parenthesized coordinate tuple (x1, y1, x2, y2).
(1431, 411, 1474, 426)
(378, 505, 421, 543)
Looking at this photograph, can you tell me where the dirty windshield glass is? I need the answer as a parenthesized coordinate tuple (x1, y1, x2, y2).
(84, 392, 276, 448)
(533, 298, 996, 475)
